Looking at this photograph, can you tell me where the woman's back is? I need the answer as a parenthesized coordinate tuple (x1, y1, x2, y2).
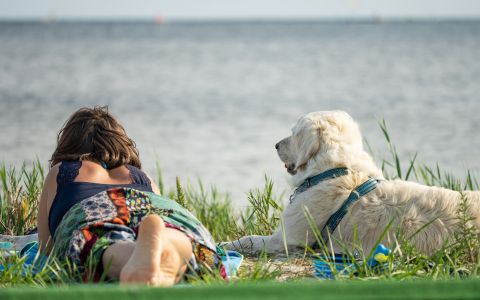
(48, 160, 153, 237)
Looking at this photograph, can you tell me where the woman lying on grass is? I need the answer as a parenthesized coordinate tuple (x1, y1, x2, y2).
(37, 106, 226, 285)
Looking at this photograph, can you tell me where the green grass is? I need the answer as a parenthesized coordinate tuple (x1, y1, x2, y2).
(1, 119, 480, 288)
(2, 279, 480, 300)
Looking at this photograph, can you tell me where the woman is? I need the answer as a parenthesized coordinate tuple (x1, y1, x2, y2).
(37, 106, 225, 285)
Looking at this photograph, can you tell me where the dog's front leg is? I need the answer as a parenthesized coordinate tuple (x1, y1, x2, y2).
(220, 235, 271, 255)
(220, 234, 286, 255)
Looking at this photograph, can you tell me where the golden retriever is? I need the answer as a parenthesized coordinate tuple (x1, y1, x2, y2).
(222, 111, 480, 256)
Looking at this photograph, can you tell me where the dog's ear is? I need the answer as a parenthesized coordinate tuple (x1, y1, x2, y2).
(292, 121, 322, 171)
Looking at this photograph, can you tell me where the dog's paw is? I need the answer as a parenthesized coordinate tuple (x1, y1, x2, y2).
(218, 240, 247, 252)
(218, 241, 234, 250)
(219, 236, 270, 256)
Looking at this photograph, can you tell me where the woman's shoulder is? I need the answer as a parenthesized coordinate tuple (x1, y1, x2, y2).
(51, 160, 83, 184)
(125, 164, 160, 194)
(41, 163, 60, 197)
(46, 162, 61, 182)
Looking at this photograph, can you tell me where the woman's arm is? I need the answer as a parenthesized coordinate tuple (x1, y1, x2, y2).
(37, 166, 58, 255)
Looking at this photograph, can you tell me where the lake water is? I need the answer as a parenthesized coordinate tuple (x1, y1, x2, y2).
(0, 20, 479, 207)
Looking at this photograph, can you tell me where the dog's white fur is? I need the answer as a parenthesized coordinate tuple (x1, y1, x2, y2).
(222, 111, 480, 255)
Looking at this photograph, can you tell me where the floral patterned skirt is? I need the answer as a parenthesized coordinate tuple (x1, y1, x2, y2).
(52, 188, 226, 280)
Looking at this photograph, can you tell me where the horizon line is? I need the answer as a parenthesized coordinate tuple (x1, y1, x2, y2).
(1, 15, 480, 23)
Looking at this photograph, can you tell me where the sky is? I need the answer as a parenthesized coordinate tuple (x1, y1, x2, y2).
(1, 0, 480, 20)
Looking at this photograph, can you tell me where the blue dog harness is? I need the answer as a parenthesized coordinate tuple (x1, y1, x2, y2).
(289, 167, 349, 203)
(289, 167, 380, 248)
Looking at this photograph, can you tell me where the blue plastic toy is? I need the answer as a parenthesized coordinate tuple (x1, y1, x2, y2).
(312, 244, 391, 279)
(366, 244, 391, 267)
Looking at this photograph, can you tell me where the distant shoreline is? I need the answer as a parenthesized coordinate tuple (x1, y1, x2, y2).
(0, 17, 480, 24)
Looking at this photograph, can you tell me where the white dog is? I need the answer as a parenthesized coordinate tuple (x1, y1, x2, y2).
(222, 111, 480, 256)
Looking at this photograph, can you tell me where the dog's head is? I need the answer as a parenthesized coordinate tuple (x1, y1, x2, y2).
(276, 111, 365, 177)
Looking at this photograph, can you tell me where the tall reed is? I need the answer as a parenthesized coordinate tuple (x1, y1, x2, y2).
(0, 160, 43, 235)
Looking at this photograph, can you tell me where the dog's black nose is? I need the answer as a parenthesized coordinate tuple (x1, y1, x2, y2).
(275, 142, 280, 149)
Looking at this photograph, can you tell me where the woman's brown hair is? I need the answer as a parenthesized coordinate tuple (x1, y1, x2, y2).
(50, 106, 141, 169)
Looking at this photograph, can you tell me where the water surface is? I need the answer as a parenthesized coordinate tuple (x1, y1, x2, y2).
(1, 20, 479, 206)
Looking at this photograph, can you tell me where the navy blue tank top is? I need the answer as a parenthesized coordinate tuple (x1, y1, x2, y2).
(48, 160, 153, 237)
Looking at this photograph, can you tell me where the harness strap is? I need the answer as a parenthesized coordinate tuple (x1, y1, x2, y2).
(314, 177, 379, 248)
(290, 167, 349, 203)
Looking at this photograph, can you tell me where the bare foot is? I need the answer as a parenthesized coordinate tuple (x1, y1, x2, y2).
(119, 215, 182, 286)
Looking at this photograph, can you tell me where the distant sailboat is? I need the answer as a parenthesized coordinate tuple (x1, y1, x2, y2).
(154, 14, 166, 25)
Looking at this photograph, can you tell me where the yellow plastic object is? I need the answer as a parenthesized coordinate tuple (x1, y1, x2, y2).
(374, 253, 389, 263)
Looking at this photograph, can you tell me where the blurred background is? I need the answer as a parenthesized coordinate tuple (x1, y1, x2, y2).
(1, 0, 479, 207)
